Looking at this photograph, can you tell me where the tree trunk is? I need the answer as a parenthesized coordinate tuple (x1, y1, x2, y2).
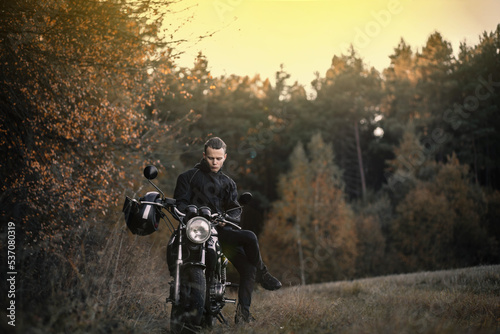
(354, 121, 367, 199)
(296, 205, 306, 286)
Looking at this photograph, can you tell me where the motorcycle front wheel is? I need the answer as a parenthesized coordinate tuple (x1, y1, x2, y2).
(170, 266, 206, 334)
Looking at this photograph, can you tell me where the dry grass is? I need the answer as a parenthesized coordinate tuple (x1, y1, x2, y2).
(120, 262, 500, 334)
(202, 265, 500, 334)
(16, 217, 499, 334)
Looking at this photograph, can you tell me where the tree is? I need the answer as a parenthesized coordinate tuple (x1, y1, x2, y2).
(391, 183, 456, 271)
(260, 133, 357, 284)
(441, 25, 500, 189)
(354, 213, 386, 277)
(390, 152, 495, 272)
(382, 38, 418, 131)
(384, 122, 430, 205)
(312, 47, 383, 199)
(0, 0, 192, 324)
(0, 0, 179, 237)
(260, 140, 310, 285)
(432, 154, 493, 266)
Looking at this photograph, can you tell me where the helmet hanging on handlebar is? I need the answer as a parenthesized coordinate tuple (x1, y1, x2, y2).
(122, 191, 161, 235)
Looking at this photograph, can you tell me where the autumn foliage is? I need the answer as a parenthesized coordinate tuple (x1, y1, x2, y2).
(3, 0, 156, 242)
(260, 134, 358, 284)
(0, 0, 188, 325)
(1, 0, 499, 330)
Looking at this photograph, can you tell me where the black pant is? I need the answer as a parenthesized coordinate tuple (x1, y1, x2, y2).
(217, 226, 266, 313)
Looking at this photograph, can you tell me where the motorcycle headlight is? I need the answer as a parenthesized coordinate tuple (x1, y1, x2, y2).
(186, 217, 211, 244)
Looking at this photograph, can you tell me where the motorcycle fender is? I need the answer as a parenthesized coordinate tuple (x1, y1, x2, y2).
(181, 262, 207, 269)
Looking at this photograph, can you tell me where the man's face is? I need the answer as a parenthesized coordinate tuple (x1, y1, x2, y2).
(203, 147, 227, 173)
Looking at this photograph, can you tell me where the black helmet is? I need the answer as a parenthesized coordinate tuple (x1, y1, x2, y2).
(122, 192, 161, 235)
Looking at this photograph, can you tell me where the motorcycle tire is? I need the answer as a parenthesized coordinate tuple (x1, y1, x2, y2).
(170, 266, 206, 334)
(202, 312, 217, 329)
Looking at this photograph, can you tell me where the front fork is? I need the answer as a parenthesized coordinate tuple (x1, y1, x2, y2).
(172, 227, 183, 304)
(170, 226, 207, 304)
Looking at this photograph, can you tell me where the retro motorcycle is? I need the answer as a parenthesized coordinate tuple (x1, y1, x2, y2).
(122, 165, 252, 333)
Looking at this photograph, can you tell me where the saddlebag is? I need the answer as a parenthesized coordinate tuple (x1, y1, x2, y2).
(122, 192, 160, 235)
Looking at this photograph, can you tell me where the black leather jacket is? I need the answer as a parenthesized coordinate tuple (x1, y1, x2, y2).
(173, 159, 241, 221)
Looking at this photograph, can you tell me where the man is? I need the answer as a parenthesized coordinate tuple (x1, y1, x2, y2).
(173, 137, 281, 323)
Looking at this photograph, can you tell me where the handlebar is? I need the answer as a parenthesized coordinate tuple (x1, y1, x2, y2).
(139, 199, 241, 229)
(140, 201, 163, 206)
(173, 207, 185, 218)
(212, 213, 241, 230)
(223, 214, 240, 225)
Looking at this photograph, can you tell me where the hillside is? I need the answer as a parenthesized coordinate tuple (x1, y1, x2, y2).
(133, 265, 500, 334)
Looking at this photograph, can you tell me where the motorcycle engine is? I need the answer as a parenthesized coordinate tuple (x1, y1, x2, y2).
(210, 282, 226, 302)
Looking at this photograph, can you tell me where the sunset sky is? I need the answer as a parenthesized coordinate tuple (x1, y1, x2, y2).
(169, 0, 500, 89)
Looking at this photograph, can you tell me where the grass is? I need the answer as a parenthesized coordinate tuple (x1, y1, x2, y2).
(139, 265, 500, 334)
(207, 265, 500, 334)
(14, 218, 499, 334)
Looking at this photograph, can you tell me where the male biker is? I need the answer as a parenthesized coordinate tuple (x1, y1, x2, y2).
(173, 137, 281, 323)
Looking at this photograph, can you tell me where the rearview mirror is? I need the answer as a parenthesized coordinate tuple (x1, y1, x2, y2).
(144, 165, 158, 180)
(239, 192, 253, 205)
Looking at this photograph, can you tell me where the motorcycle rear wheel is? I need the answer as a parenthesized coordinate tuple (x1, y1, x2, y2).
(170, 266, 206, 334)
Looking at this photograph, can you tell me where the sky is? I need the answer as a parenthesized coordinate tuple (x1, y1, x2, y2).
(168, 0, 500, 90)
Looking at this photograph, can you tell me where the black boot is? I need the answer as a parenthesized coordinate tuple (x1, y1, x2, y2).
(256, 268, 282, 291)
(235, 303, 255, 324)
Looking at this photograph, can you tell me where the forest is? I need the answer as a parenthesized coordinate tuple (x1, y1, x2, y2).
(1, 0, 499, 330)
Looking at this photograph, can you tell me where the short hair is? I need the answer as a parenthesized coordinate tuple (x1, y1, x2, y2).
(204, 137, 227, 153)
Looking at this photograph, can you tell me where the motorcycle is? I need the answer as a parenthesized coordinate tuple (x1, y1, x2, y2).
(122, 165, 252, 333)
